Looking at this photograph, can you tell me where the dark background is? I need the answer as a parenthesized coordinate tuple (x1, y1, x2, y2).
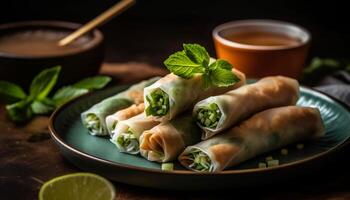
(0, 0, 349, 66)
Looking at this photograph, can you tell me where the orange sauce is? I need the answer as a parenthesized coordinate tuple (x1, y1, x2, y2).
(224, 31, 301, 46)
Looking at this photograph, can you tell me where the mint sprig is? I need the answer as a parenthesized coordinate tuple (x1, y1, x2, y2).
(0, 66, 112, 123)
(164, 43, 240, 89)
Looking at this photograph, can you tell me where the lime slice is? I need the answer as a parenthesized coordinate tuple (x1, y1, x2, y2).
(39, 173, 116, 200)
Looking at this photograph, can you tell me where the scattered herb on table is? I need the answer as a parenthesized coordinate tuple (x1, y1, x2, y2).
(0, 66, 111, 122)
(296, 143, 304, 150)
(281, 148, 288, 155)
(301, 57, 350, 85)
(164, 43, 240, 89)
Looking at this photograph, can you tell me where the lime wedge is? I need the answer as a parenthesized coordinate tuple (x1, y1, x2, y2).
(39, 173, 116, 200)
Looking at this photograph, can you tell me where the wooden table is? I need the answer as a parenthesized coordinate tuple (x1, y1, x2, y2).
(1, 63, 349, 200)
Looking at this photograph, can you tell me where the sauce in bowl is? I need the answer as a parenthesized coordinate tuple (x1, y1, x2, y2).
(224, 31, 301, 47)
(0, 30, 91, 57)
(213, 20, 310, 78)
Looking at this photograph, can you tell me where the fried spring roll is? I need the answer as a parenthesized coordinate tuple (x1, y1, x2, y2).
(81, 77, 159, 136)
(110, 113, 160, 154)
(105, 103, 145, 136)
(179, 106, 325, 172)
(144, 68, 245, 122)
(139, 114, 201, 162)
(194, 76, 299, 139)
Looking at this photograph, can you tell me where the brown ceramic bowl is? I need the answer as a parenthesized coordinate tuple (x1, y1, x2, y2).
(0, 21, 104, 87)
(213, 19, 311, 79)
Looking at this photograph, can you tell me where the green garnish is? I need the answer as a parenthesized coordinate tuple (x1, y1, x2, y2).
(0, 66, 111, 122)
(164, 43, 240, 89)
(296, 143, 304, 150)
(145, 89, 170, 116)
(84, 113, 101, 134)
(281, 148, 288, 155)
(267, 159, 279, 167)
(301, 57, 350, 85)
(265, 156, 273, 162)
(196, 103, 222, 128)
(258, 162, 267, 168)
(161, 163, 174, 171)
(113, 128, 139, 153)
(185, 149, 213, 172)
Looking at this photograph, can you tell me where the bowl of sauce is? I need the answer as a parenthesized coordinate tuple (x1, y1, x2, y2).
(213, 20, 310, 78)
(0, 21, 104, 87)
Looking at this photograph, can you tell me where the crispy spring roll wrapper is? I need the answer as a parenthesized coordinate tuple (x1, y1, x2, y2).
(139, 114, 202, 162)
(105, 103, 145, 136)
(81, 77, 159, 136)
(110, 113, 160, 154)
(144, 68, 245, 122)
(179, 106, 325, 172)
(194, 76, 299, 139)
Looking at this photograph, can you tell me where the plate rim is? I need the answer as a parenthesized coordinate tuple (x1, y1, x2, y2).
(49, 85, 350, 176)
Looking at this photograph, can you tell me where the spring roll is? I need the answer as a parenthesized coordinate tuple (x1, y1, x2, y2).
(139, 114, 202, 162)
(105, 103, 145, 136)
(179, 106, 325, 172)
(194, 76, 299, 139)
(110, 113, 160, 154)
(144, 68, 245, 122)
(81, 77, 159, 136)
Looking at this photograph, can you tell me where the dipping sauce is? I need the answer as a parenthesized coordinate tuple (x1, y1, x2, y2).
(0, 30, 91, 57)
(224, 31, 301, 46)
(213, 20, 310, 78)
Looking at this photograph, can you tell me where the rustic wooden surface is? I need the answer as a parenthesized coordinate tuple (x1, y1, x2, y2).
(0, 63, 349, 200)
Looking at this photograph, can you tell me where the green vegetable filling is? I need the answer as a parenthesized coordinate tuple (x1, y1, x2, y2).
(161, 163, 174, 171)
(196, 103, 222, 128)
(185, 149, 213, 172)
(84, 113, 101, 134)
(145, 89, 169, 117)
(109, 121, 118, 134)
(115, 129, 139, 153)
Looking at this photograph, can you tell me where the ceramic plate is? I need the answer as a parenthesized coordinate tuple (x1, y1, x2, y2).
(49, 85, 350, 190)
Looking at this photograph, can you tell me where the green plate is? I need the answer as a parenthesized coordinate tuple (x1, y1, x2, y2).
(49, 85, 350, 190)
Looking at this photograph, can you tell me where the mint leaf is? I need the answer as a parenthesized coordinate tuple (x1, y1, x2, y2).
(0, 80, 26, 103)
(204, 59, 239, 88)
(30, 66, 61, 100)
(209, 67, 240, 87)
(53, 86, 89, 106)
(202, 72, 211, 90)
(183, 44, 210, 66)
(165, 43, 239, 88)
(209, 59, 232, 71)
(74, 76, 111, 90)
(164, 51, 205, 78)
(31, 98, 56, 114)
(6, 98, 33, 122)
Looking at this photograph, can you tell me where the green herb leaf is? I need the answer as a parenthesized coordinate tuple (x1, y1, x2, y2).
(52, 86, 89, 106)
(164, 44, 239, 89)
(0, 80, 26, 103)
(208, 59, 232, 71)
(164, 51, 205, 78)
(6, 98, 33, 122)
(202, 72, 211, 90)
(207, 67, 240, 87)
(301, 58, 345, 84)
(74, 76, 112, 90)
(183, 43, 210, 66)
(30, 66, 61, 100)
(31, 99, 56, 114)
(203, 59, 239, 88)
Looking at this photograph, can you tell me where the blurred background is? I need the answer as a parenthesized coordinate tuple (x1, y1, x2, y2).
(0, 0, 349, 66)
